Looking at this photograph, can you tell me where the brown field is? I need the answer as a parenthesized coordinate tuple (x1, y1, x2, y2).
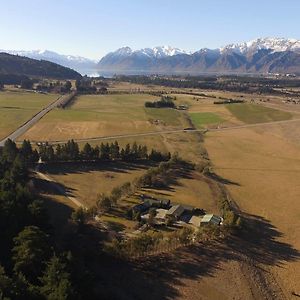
(40, 161, 150, 208)
(23, 87, 300, 298)
(205, 122, 300, 296)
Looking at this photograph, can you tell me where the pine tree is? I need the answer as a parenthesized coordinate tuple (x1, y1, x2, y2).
(40, 255, 74, 300)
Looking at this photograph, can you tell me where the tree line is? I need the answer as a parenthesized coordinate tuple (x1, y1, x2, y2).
(38, 140, 171, 163)
(144, 95, 176, 108)
(0, 139, 80, 299)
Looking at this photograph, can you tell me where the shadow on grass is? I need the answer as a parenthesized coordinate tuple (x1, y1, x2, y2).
(205, 171, 241, 186)
(89, 213, 299, 300)
(33, 177, 77, 199)
(104, 221, 126, 232)
(39, 160, 155, 176)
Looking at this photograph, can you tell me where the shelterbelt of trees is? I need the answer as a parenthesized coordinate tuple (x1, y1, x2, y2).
(38, 140, 171, 163)
(0, 138, 172, 299)
(0, 140, 80, 299)
(144, 95, 176, 108)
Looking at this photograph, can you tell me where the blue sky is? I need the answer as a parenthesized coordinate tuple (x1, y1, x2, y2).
(0, 0, 299, 59)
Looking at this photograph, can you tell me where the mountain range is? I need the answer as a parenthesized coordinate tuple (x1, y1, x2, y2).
(2, 38, 300, 75)
(97, 38, 300, 75)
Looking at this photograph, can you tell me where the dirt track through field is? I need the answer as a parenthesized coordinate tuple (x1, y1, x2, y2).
(20, 117, 300, 145)
(35, 170, 84, 208)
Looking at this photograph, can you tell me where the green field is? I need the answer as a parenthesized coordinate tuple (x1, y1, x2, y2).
(0, 90, 58, 139)
(21, 94, 187, 141)
(189, 112, 224, 128)
(225, 103, 292, 124)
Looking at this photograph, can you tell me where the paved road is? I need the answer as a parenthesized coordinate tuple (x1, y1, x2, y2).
(26, 117, 300, 145)
(0, 95, 64, 147)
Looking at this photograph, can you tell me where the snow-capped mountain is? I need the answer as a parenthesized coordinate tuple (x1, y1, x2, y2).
(105, 45, 189, 59)
(0, 49, 97, 75)
(220, 37, 300, 54)
(98, 38, 300, 75)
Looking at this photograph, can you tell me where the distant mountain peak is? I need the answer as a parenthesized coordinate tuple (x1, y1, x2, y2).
(220, 37, 300, 54)
(98, 37, 300, 75)
(109, 45, 189, 58)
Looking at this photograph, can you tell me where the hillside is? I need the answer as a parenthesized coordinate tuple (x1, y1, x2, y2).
(0, 49, 97, 75)
(0, 52, 82, 79)
(97, 38, 300, 75)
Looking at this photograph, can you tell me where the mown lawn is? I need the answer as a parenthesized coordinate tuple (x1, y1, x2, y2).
(189, 112, 224, 128)
(225, 103, 292, 124)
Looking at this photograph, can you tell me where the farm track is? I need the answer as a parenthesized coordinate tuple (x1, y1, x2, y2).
(22, 117, 300, 145)
(35, 168, 85, 209)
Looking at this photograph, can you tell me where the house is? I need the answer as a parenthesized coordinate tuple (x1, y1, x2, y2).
(188, 216, 202, 227)
(166, 205, 185, 220)
(141, 208, 169, 225)
(200, 214, 222, 226)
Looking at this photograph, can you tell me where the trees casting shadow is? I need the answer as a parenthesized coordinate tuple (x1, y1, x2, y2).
(91, 213, 299, 299)
(39, 160, 155, 176)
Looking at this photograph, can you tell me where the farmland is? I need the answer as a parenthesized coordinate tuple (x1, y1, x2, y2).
(3, 83, 299, 298)
(21, 94, 188, 141)
(205, 122, 300, 296)
(0, 90, 58, 139)
(226, 103, 293, 124)
(189, 112, 224, 128)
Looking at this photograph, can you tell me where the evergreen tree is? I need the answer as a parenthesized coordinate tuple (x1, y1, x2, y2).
(40, 255, 74, 300)
(81, 143, 93, 160)
(2, 139, 18, 163)
(12, 226, 51, 282)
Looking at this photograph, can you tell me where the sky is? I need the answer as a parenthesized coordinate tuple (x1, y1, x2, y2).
(0, 0, 299, 60)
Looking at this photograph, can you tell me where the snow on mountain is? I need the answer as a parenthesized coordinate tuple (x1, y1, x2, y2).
(108, 46, 189, 58)
(0, 49, 97, 74)
(220, 38, 300, 54)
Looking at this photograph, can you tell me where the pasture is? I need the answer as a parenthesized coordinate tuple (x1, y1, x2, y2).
(0, 90, 58, 139)
(21, 94, 187, 142)
(189, 112, 224, 128)
(225, 103, 292, 124)
(205, 122, 300, 296)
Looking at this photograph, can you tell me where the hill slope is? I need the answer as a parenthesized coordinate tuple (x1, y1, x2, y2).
(0, 52, 82, 79)
(0, 49, 97, 75)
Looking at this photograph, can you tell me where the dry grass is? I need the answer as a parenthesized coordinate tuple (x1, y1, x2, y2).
(21, 93, 186, 141)
(41, 161, 150, 207)
(205, 123, 300, 296)
(0, 90, 58, 139)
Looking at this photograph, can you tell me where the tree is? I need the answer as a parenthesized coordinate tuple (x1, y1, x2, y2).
(0, 265, 13, 299)
(21, 79, 33, 90)
(81, 143, 93, 160)
(65, 81, 72, 92)
(40, 255, 74, 300)
(96, 194, 112, 212)
(71, 207, 87, 226)
(20, 140, 38, 163)
(0, 81, 4, 90)
(12, 226, 51, 282)
(2, 139, 18, 162)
